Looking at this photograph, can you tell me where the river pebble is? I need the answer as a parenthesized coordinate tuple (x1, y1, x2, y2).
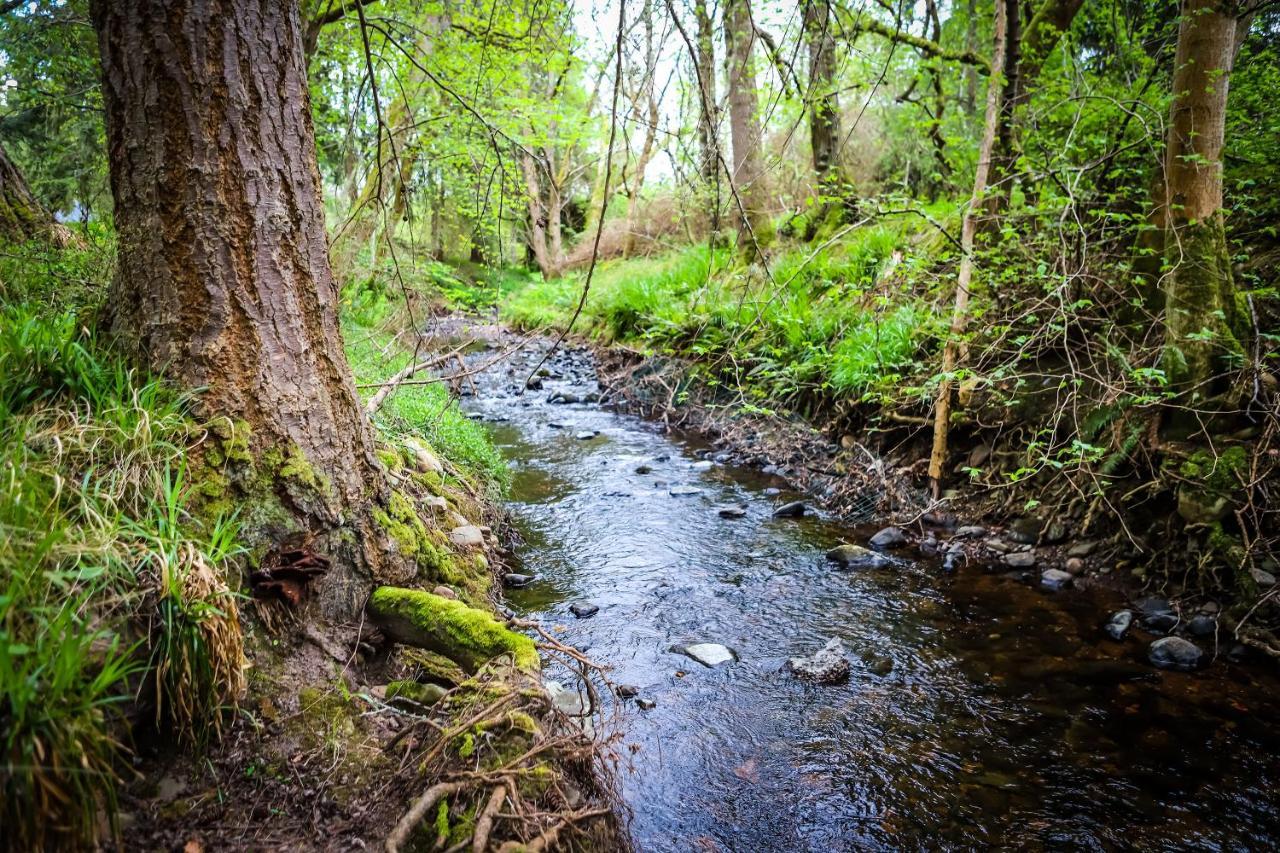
(1040, 568, 1072, 590)
(870, 526, 908, 549)
(773, 501, 807, 518)
(788, 639, 851, 684)
(1149, 636, 1204, 672)
(570, 602, 600, 618)
(1105, 610, 1133, 641)
(826, 544, 890, 568)
(675, 643, 736, 667)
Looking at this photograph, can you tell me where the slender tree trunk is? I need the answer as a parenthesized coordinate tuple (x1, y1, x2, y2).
(724, 0, 772, 256)
(962, 0, 978, 115)
(803, 0, 844, 195)
(520, 150, 560, 279)
(985, 0, 1021, 216)
(91, 0, 405, 609)
(928, 0, 1008, 495)
(0, 140, 77, 247)
(623, 0, 660, 257)
(1161, 0, 1248, 392)
(693, 0, 722, 242)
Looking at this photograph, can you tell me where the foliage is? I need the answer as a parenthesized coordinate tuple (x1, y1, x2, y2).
(0, 300, 245, 849)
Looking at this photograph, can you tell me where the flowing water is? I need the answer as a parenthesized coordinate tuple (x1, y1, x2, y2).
(457, 333, 1280, 851)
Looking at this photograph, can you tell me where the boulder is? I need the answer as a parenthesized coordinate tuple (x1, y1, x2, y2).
(717, 505, 748, 519)
(787, 639, 851, 684)
(569, 602, 600, 619)
(1149, 637, 1204, 672)
(503, 572, 535, 588)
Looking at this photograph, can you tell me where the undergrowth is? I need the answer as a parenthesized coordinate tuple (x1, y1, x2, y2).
(0, 295, 244, 847)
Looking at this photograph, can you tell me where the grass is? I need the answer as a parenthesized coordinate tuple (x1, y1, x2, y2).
(0, 295, 245, 847)
(342, 281, 510, 493)
(501, 217, 945, 410)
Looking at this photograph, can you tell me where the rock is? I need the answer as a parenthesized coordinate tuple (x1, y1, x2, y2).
(1149, 636, 1204, 672)
(787, 639, 851, 684)
(503, 572, 535, 588)
(635, 464, 653, 475)
(406, 439, 444, 474)
(1104, 610, 1133, 641)
(386, 681, 448, 708)
(674, 643, 736, 667)
(869, 527, 908, 549)
(1007, 517, 1042, 545)
(422, 495, 448, 512)
(866, 656, 894, 676)
(569, 602, 600, 619)
(575, 430, 598, 440)
(525, 377, 543, 390)
(954, 525, 987, 538)
(545, 679, 588, 716)
(1066, 540, 1099, 558)
(1042, 522, 1069, 544)
(1004, 551, 1038, 568)
(985, 538, 1012, 554)
(616, 684, 640, 699)
(432, 585, 458, 600)
(691, 460, 714, 471)
(1064, 557, 1085, 574)
(1040, 568, 1073, 590)
(1135, 596, 1178, 632)
(717, 505, 748, 518)
(762, 487, 781, 497)
(1250, 567, 1277, 587)
(449, 525, 485, 548)
(825, 544, 890, 568)
(669, 485, 702, 496)
(550, 392, 581, 404)
(636, 698, 657, 710)
(840, 434, 857, 450)
(1188, 614, 1217, 638)
(772, 501, 807, 518)
(583, 392, 601, 403)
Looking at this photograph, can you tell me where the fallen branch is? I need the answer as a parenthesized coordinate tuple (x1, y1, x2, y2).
(471, 784, 507, 853)
(494, 807, 612, 853)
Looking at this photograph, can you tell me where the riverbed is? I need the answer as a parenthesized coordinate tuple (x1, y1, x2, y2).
(456, 331, 1280, 851)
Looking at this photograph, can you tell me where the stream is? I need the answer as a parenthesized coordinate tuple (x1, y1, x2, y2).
(455, 330, 1280, 851)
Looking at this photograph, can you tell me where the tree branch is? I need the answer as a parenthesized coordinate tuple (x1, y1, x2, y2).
(837, 11, 988, 69)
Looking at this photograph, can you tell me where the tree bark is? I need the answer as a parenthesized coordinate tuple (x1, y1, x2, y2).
(693, 0, 722, 242)
(91, 0, 403, 609)
(803, 0, 843, 193)
(520, 149, 561, 279)
(723, 0, 771, 256)
(1161, 0, 1248, 392)
(0, 140, 77, 247)
(928, 0, 1008, 495)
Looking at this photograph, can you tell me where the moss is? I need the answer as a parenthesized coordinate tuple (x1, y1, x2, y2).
(1176, 446, 1247, 524)
(368, 586, 540, 673)
(376, 448, 402, 471)
(385, 680, 447, 707)
(405, 648, 468, 686)
(457, 731, 476, 758)
(209, 417, 253, 464)
(434, 799, 450, 844)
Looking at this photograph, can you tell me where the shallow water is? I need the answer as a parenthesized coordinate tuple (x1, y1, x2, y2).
(460, 339, 1280, 851)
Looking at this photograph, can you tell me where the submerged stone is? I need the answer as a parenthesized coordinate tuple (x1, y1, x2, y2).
(569, 602, 599, 619)
(1040, 568, 1073, 590)
(825, 544, 890, 568)
(503, 572, 535, 588)
(788, 638, 850, 684)
(717, 504, 748, 518)
(669, 485, 702, 496)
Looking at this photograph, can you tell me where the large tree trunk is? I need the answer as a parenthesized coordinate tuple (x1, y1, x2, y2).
(91, 0, 405, 611)
(1161, 0, 1248, 392)
(0, 140, 77, 246)
(723, 0, 772, 256)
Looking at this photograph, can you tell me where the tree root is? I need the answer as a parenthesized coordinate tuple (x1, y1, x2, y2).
(385, 780, 465, 853)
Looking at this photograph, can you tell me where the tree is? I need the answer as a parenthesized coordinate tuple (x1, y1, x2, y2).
(90, 0, 402, 605)
(723, 0, 771, 254)
(693, 0, 722, 240)
(0, 140, 76, 246)
(802, 0, 849, 212)
(1160, 0, 1250, 392)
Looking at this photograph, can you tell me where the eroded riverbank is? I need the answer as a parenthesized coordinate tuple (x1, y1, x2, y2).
(451, 323, 1280, 850)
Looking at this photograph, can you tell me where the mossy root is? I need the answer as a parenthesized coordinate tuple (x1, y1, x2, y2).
(368, 586, 540, 673)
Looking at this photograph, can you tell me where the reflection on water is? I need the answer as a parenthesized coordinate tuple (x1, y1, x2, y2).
(463, 346, 1280, 851)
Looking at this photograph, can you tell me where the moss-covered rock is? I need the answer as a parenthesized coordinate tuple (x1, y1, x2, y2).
(367, 587, 539, 673)
(1176, 445, 1247, 523)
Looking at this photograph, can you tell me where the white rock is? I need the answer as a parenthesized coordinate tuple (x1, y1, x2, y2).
(544, 679, 587, 716)
(679, 643, 736, 667)
(449, 525, 485, 548)
(405, 438, 444, 474)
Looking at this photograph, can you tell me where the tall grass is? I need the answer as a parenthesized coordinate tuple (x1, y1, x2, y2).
(0, 304, 245, 849)
(501, 221, 942, 408)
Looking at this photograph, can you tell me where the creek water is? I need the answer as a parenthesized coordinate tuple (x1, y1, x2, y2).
(458, 334, 1280, 851)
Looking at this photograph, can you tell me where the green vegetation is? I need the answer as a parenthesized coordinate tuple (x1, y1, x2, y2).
(367, 586, 540, 673)
(0, 302, 244, 848)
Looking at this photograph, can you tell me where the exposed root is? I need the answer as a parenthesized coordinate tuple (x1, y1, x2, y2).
(386, 781, 466, 852)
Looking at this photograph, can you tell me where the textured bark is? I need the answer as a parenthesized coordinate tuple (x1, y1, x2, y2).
(521, 150, 561, 279)
(803, 0, 842, 191)
(91, 0, 400, 606)
(693, 0, 722, 240)
(0, 140, 77, 246)
(1161, 0, 1247, 391)
(724, 0, 771, 254)
(622, 0, 660, 257)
